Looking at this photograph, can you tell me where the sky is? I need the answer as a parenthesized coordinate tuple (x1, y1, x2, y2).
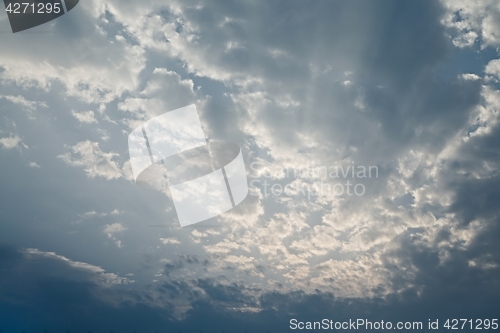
(0, 0, 500, 332)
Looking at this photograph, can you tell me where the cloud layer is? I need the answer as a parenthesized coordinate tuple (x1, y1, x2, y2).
(0, 0, 499, 331)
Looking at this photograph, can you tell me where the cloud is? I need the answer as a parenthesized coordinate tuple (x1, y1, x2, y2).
(117, 67, 199, 131)
(1, 242, 498, 332)
(0, 0, 146, 108)
(103, 222, 127, 234)
(0, 0, 499, 330)
(112, 0, 492, 304)
(71, 110, 98, 124)
(0, 135, 23, 149)
(0, 95, 47, 112)
(49, 0, 488, 304)
(160, 237, 181, 245)
(103, 223, 127, 248)
(485, 58, 500, 81)
(28, 162, 41, 168)
(58, 140, 124, 180)
(22, 248, 132, 285)
(440, 0, 500, 49)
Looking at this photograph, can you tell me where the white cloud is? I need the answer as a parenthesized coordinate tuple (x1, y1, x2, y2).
(78, 210, 114, 220)
(71, 110, 98, 124)
(118, 67, 198, 129)
(0, 0, 146, 107)
(461, 73, 481, 81)
(23, 248, 133, 285)
(103, 223, 127, 248)
(103, 222, 127, 234)
(58, 140, 124, 180)
(485, 58, 500, 81)
(0, 135, 22, 149)
(440, 0, 500, 49)
(29, 162, 41, 168)
(0, 95, 47, 111)
(160, 237, 181, 245)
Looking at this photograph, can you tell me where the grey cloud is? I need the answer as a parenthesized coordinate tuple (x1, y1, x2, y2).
(164, 260, 184, 276)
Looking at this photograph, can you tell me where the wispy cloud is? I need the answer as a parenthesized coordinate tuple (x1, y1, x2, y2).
(0, 94, 47, 112)
(58, 140, 124, 180)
